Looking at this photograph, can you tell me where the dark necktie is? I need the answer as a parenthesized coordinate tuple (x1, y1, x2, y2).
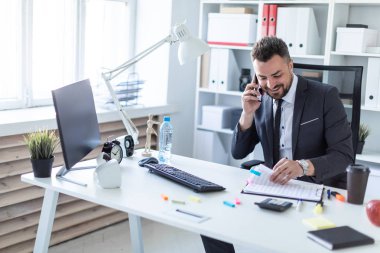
(273, 99, 283, 165)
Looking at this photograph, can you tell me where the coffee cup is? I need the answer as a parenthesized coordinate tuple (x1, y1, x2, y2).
(346, 164, 370, 205)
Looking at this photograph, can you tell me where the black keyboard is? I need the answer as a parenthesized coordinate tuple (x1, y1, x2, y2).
(144, 163, 225, 192)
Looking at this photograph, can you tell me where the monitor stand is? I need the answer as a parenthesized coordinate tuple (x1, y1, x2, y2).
(56, 165, 96, 187)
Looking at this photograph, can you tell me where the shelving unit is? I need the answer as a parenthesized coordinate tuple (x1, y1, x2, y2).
(193, 0, 380, 168)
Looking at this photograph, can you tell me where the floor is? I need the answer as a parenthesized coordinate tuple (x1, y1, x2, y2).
(49, 218, 206, 253)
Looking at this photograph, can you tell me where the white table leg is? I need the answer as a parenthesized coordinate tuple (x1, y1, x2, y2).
(34, 189, 59, 253)
(128, 213, 144, 253)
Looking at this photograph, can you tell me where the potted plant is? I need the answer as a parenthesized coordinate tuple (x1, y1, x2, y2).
(24, 129, 59, 178)
(357, 123, 370, 154)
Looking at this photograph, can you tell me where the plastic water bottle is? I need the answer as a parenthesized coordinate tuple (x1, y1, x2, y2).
(158, 116, 173, 163)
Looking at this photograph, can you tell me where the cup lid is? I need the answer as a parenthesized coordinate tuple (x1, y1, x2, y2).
(346, 164, 370, 173)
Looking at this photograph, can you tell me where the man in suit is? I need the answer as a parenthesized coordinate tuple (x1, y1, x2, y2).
(201, 37, 354, 253)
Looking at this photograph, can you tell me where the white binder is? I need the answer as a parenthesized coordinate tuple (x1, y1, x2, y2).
(365, 58, 380, 108)
(276, 7, 297, 55)
(276, 7, 320, 55)
(208, 48, 239, 91)
(295, 8, 320, 55)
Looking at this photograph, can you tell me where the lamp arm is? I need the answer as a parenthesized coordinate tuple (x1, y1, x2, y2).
(101, 34, 177, 145)
(101, 73, 140, 144)
(104, 34, 175, 81)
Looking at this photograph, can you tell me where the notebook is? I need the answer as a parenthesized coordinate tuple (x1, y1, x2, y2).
(242, 164, 324, 202)
(307, 226, 375, 250)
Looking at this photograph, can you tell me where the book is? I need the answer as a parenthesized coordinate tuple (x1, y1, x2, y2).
(307, 226, 375, 250)
(302, 217, 336, 230)
(242, 164, 324, 202)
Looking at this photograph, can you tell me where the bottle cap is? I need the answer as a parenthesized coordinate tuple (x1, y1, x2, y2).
(163, 116, 170, 122)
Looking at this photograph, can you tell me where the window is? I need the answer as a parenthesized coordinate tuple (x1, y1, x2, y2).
(0, 0, 23, 109)
(0, 0, 134, 110)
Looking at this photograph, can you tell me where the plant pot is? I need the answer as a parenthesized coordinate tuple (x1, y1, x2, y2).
(31, 156, 54, 178)
(356, 141, 365, 155)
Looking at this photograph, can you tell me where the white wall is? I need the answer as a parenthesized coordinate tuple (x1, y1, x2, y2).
(167, 0, 200, 157)
(136, 0, 200, 157)
(135, 0, 171, 106)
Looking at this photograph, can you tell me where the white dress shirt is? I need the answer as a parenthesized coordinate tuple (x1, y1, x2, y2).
(273, 74, 298, 161)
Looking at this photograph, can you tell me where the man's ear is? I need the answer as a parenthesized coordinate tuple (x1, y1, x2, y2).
(288, 58, 294, 73)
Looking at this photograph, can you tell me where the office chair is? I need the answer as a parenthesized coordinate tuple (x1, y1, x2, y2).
(240, 63, 363, 170)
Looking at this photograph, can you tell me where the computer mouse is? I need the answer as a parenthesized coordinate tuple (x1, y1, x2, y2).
(138, 157, 159, 167)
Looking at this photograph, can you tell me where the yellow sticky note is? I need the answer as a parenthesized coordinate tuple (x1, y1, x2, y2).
(302, 217, 336, 230)
(189, 195, 201, 203)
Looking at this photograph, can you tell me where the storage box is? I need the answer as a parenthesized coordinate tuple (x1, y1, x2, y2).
(336, 27, 378, 53)
(194, 130, 228, 164)
(201, 105, 236, 130)
(207, 13, 257, 46)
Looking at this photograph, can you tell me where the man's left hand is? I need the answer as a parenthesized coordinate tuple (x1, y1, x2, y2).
(270, 158, 303, 184)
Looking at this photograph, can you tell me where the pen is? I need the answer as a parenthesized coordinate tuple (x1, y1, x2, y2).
(331, 191, 345, 202)
(296, 199, 303, 212)
(327, 189, 331, 199)
(175, 209, 204, 218)
(172, 199, 186, 205)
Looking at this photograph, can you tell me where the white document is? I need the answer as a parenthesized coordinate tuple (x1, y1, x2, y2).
(365, 57, 380, 108)
(243, 164, 324, 202)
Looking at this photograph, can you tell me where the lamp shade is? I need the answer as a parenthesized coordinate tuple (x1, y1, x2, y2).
(173, 23, 210, 65)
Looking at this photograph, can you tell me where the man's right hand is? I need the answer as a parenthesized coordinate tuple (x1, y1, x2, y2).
(239, 81, 262, 131)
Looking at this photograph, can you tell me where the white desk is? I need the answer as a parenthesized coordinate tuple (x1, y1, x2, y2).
(21, 150, 380, 253)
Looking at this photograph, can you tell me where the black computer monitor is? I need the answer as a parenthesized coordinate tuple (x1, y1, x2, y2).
(52, 79, 101, 186)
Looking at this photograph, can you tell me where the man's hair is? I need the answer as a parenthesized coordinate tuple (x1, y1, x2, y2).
(251, 37, 291, 62)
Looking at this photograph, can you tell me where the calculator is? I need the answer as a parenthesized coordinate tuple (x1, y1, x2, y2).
(254, 198, 293, 212)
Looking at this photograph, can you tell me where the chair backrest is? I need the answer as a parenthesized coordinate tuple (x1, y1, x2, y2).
(293, 63, 363, 161)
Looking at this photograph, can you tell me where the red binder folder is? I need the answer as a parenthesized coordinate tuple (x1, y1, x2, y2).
(261, 4, 269, 37)
(268, 4, 278, 36)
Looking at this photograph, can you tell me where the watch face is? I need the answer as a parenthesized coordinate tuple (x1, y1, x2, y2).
(110, 144, 123, 163)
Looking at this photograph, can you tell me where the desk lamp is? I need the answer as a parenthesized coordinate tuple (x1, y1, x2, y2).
(101, 22, 209, 155)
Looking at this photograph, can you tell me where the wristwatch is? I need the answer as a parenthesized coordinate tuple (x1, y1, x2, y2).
(297, 159, 309, 176)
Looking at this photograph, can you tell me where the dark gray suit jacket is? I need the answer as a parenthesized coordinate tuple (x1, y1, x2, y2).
(232, 75, 354, 188)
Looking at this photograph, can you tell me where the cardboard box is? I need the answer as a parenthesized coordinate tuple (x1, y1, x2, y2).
(220, 6, 254, 14)
(207, 13, 257, 46)
(336, 27, 378, 53)
(201, 105, 236, 130)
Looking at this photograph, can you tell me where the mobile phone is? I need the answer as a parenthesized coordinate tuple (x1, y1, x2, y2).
(253, 74, 263, 101)
(254, 198, 293, 212)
